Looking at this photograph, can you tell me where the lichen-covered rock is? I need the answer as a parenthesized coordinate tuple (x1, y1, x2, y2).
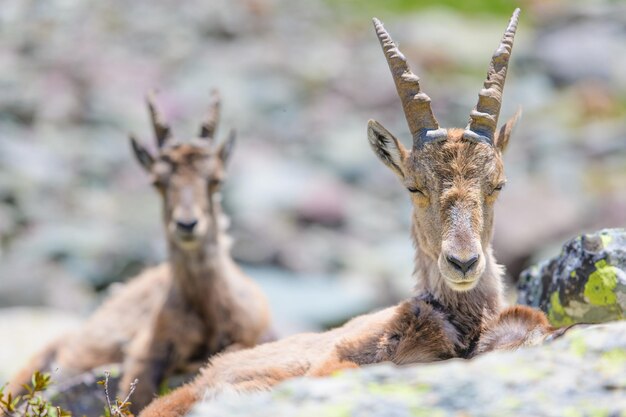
(517, 228, 626, 326)
(190, 322, 626, 417)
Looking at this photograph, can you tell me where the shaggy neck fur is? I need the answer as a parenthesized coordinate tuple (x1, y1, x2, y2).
(411, 218, 504, 345)
(167, 202, 236, 342)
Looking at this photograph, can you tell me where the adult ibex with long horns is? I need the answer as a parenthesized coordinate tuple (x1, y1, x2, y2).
(139, 9, 561, 417)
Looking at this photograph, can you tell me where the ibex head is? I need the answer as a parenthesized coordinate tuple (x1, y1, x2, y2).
(130, 90, 235, 250)
(369, 9, 521, 292)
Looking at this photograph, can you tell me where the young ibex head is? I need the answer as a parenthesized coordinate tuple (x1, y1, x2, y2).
(369, 9, 521, 292)
(130, 90, 235, 250)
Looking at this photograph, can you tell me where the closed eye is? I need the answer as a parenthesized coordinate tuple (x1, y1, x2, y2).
(407, 187, 425, 196)
(492, 182, 506, 193)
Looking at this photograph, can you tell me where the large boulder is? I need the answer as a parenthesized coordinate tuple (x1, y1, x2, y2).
(189, 322, 626, 417)
(518, 228, 626, 326)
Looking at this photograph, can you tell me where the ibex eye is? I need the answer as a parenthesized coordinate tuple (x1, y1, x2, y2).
(407, 187, 424, 195)
(492, 183, 506, 193)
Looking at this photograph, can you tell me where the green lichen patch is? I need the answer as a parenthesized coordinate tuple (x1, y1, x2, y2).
(589, 408, 611, 417)
(319, 403, 351, 417)
(600, 348, 626, 365)
(600, 233, 613, 248)
(568, 335, 588, 358)
(584, 260, 618, 306)
(411, 407, 447, 417)
(367, 382, 429, 400)
(548, 291, 575, 327)
(562, 407, 584, 417)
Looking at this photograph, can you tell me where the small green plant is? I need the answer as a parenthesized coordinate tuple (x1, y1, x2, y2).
(98, 371, 136, 417)
(0, 371, 71, 417)
(1, 370, 138, 417)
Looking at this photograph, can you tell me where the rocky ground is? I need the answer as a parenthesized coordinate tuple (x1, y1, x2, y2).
(191, 322, 626, 417)
(1, 0, 626, 394)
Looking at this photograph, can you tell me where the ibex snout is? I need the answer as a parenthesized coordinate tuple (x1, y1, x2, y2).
(439, 240, 485, 291)
(175, 219, 198, 234)
(168, 184, 211, 248)
(446, 254, 479, 274)
(438, 200, 486, 291)
(169, 209, 210, 248)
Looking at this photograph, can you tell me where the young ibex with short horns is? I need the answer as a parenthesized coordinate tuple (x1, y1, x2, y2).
(139, 9, 560, 417)
(6, 91, 271, 414)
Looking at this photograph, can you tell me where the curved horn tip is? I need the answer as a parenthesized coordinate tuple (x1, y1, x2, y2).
(504, 8, 521, 37)
(511, 8, 521, 21)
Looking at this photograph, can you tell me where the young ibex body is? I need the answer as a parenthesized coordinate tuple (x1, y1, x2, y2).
(7, 92, 271, 413)
(140, 9, 559, 417)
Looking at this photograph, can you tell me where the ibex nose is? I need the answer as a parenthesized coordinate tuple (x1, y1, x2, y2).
(176, 219, 198, 233)
(446, 254, 479, 274)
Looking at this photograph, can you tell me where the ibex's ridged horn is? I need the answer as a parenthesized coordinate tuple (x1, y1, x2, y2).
(199, 89, 221, 140)
(464, 8, 520, 145)
(373, 17, 446, 148)
(146, 92, 172, 148)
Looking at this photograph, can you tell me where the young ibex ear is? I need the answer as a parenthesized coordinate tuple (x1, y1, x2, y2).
(129, 134, 155, 172)
(218, 129, 236, 166)
(495, 108, 521, 153)
(367, 119, 408, 179)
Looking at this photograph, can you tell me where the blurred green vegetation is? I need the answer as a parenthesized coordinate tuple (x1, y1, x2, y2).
(325, 0, 522, 18)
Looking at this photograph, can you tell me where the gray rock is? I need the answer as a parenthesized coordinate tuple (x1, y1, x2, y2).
(190, 322, 626, 417)
(518, 228, 626, 326)
(46, 365, 195, 417)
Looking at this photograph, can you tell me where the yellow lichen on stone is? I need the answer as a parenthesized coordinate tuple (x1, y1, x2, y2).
(411, 408, 446, 417)
(562, 406, 584, 417)
(600, 348, 626, 365)
(548, 291, 574, 326)
(320, 403, 351, 417)
(569, 336, 588, 357)
(584, 260, 618, 306)
(368, 382, 429, 399)
(600, 233, 613, 248)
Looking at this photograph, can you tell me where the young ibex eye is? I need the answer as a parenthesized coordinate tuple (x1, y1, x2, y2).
(209, 178, 222, 189)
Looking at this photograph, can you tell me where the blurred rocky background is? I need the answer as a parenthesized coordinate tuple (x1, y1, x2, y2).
(1, 0, 625, 384)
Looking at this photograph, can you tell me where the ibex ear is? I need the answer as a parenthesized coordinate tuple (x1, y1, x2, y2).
(129, 134, 154, 172)
(495, 108, 521, 153)
(367, 119, 408, 179)
(218, 129, 236, 166)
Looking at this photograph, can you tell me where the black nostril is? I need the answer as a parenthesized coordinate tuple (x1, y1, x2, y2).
(176, 220, 198, 232)
(446, 255, 479, 274)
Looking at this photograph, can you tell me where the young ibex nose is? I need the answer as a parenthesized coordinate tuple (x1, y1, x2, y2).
(446, 254, 479, 274)
(176, 219, 198, 233)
